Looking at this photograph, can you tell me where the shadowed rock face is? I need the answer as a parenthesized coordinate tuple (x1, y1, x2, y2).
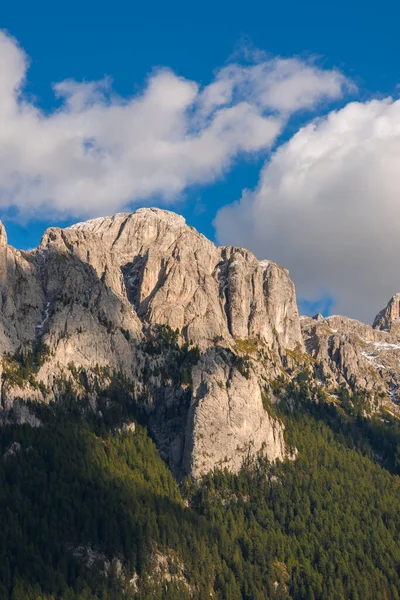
(0, 237, 44, 355)
(0, 208, 302, 477)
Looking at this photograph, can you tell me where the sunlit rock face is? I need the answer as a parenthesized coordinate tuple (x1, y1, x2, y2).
(301, 308, 400, 414)
(45, 208, 303, 352)
(0, 208, 304, 477)
(183, 347, 286, 478)
(5, 207, 400, 475)
(373, 293, 400, 334)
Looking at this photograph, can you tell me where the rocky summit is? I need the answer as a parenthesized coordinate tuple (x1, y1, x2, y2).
(301, 295, 400, 417)
(1, 207, 400, 477)
(0, 208, 304, 477)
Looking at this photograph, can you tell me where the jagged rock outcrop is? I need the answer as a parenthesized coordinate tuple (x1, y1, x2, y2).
(36, 209, 303, 352)
(301, 311, 400, 414)
(4, 207, 400, 474)
(0, 208, 302, 477)
(373, 293, 400, 334)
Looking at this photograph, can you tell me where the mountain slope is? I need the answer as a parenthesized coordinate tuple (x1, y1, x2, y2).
(1, 208, 400, 599)
(0, 208, 304, 477)
(301, 297, 400, 416)
(1, 383, 400, 600)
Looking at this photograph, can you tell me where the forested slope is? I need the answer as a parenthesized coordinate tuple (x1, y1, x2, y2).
(1, 376, 400, 600)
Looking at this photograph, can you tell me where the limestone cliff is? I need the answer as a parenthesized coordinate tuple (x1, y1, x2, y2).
(3, 207, 400, 474)
(183, 348, 286, 478)
(373, 293, 400, 334)
(0, 208, 302, 477)
(301, 306, 400, 415)
(37, 209, 303, 352)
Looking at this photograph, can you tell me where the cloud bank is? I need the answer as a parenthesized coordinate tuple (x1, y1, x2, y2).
(0, 30, 349, 220)
(215, 98, 400, 323)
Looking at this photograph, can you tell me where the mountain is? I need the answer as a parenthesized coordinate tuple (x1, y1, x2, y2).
(1, 208, 400, 599)
(2, 207, 400, 468)
(301, 296, 400, 416)
(0, 208, 304, 477)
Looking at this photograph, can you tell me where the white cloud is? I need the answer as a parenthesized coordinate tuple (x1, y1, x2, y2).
(199, 58, 351, 115)
(215, 98, 400, 323)
(0, 31, 350, 220)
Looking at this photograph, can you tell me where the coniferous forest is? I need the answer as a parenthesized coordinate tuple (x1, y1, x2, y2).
(1, 372, 400, 600)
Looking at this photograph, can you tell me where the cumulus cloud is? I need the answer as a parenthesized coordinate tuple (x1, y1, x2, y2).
(199, 58, 351, 115)
(0, 30, 350, 220)
(215, 98, 400, 323)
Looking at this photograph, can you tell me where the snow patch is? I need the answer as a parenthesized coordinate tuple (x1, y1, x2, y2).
(371, 340, 400, 350)
(361, 352, 386, 369)
(259, 259, 270, 272)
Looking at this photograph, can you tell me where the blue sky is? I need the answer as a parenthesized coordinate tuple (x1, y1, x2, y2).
(2, 0, 400, 321)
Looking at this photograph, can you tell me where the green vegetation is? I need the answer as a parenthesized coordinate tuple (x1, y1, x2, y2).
(120, 328, 132, 342)
(2, 342, 51, 392)
(1, 368, 400, 598)
(140, 325, 201, 386)
(232, 354, 252, 379)
(235, 338, 259, 355)
(0, 406, 195, 600)
(285, 345, 317, 365)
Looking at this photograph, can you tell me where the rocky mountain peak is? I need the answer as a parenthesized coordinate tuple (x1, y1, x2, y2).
(301, 300, 400, 416)
(312, 313, 324, 322)
(68, 207, 187, 234)
(373, 293, 400, 333)
(2, 206, 400, 476)
(35, 208, 303, 352)
(0, 207, 307, 477)
(64, 208, 189, 254)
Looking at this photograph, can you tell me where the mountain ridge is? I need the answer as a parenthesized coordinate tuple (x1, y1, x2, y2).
(2, 208, 400, 599)
(0, 208, 302, 477)
(1, 207, 400, 477)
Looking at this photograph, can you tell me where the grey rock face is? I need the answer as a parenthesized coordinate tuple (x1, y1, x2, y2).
(0, 225, 44, 355)
(263, 261, 303, 351)
(373, 293, 400, 334)
(3, 441, 21, 460)
(0, 209, 302, 477)
(301, 312, 400, 413)
(42, 209, 303, 352)
(183, 348, 286, 477)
